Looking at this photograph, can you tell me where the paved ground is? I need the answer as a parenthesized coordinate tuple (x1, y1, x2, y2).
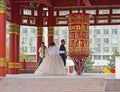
(5, 73, 115, 79)
(0, 73, 118, 92)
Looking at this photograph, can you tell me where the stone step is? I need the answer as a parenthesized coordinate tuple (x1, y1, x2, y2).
(105, 79, 120, 92)
(0, 77, 104, 92)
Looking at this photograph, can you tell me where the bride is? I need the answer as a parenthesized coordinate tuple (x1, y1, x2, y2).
(34, 42, 66, 75)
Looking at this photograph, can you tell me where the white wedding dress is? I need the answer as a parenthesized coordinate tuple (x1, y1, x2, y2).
(34, 46, 66, 75)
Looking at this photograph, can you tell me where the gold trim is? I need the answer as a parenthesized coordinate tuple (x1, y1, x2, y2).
(48, 26, 54, 36)
(16, 32, 20, 35)
(0, 58, 6, 67)
(10, 23, 16, 26)
(37, 27, 43, 36)
(37, 27, 42, 30)
(9, 23, 16, 34)
(9, 32, 16, 34)
(9, 62, 20, 68)
(37, 34, 42, 36)
(0, 9, 6, 14)
(48, 34, 54, 36)
(16, 25, 20, 35)
(0, 58, 6, 61)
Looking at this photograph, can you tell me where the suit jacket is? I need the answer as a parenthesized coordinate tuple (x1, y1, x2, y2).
(59, 44, 66, 59)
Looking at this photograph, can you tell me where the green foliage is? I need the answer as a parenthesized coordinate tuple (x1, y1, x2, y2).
(84, 56, 94, 73)
(6, 45, 9, 61)
(108, 51, 120, 69)
(6, 46, 34, 62)
(20, 51, 26, 61)
(24, 55, 36, 62)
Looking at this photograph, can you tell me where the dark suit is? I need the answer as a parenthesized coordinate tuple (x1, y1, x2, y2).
(59, 44, 66, 66)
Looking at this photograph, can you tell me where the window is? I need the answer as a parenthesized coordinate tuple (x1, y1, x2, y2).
(86, 10, 96, 14)
(94, 55, 101, 60)
(103, 55, 110, 60)
(103, 47, 109, 52)
(22, 18, 28, 24)
(54, 39, 59, 46)
(22, 47, 27, 52)
(22, 28, 28, 34)
(104, 38, 109, 44)
(62, 30, 67, 35)
(34, 10, 38, 16)
(112, 29, 117, 34)
(30, 18, 36, 24)
(6, 29, 9, 34)
(98, 19, 108, 23)
(23, 9, 32, 15)
(112, 47, 118, 52)
(99, 9, 110, 14)
(54, 11, 57, 16)
(112, 38, 118, 44)
(89, 20, 94, 24)
(59, 11, 69, 16)
(95, 47, 100, 53)
(89, 38, 92, 45)
(6, 39, 9, 44)
(95, 38, 100, 44)
(72, 10, 78, 13)
(22, 37, 28, 43)
(46, 11, 48, 16)
(89, 48, 93, 53)
(30, 46, 36, 52)
(31, 28, 36, 34)
(30, 37, 36, 44)
(89, 29, 92, 35)
(54, 30, 58, 35)
(95, 29, 100, 35)
(104, 29, 109, 34)
(111, 19, 120, 23)
(112, 9, 120, 14)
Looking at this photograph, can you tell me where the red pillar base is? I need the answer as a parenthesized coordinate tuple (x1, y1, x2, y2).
(0, 68, 6, 77)
(72, 57, 87, 75)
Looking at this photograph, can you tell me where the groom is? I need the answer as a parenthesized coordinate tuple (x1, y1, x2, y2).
(59, 39, 67, 66)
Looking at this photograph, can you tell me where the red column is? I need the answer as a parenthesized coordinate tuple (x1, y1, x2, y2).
(14, 25, 20, 74)
(8, 2, 17, 74)
(36, 27, 43, 63)
(14, 4, 21, 74)
(0, 1, 6, 76)
(8, 23, 16, 74)
(36, 7, 43, 64)
(48, 7, 54, 46)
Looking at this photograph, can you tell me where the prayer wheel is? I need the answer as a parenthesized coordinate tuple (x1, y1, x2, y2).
(67, 13, 90, 75)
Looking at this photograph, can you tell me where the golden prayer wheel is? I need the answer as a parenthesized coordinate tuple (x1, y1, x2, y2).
(68, 13, 90, 58)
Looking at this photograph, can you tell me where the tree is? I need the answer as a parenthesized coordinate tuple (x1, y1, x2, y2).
(108, 51, 120, 69)
(83, 56, 94, 73)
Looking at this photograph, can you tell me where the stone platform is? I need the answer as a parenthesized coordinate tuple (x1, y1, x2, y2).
(0, 73, 119, 92)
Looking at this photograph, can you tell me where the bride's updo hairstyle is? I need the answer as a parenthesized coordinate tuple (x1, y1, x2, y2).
(50, 42, 55, 46)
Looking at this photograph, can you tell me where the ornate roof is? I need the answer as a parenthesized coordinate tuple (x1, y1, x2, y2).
(8, 0, 120, 9)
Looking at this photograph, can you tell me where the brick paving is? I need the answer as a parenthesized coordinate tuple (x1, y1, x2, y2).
(0, 73, 116, 92)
